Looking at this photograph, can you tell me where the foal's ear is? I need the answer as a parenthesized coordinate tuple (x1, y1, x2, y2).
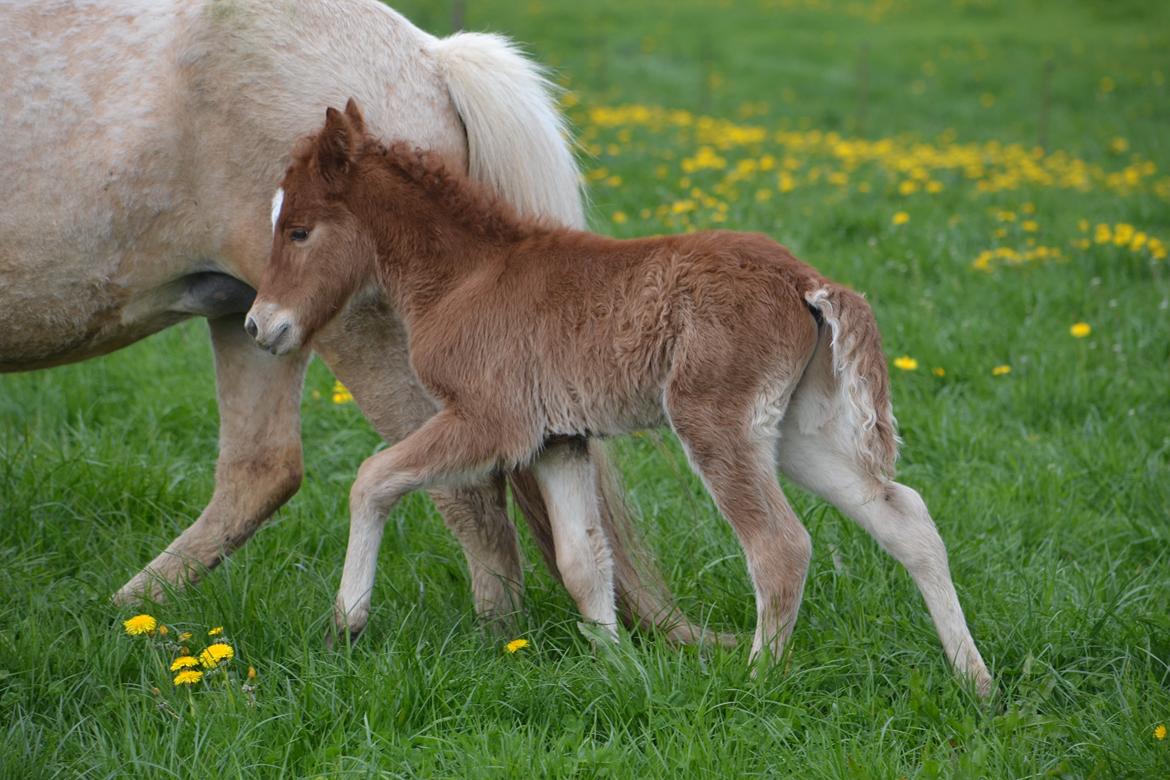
(316, 106, 359, 187)
(343, 97, 367, 135)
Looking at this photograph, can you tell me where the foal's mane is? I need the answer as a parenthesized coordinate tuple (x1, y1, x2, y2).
(368, 140, 552, 243)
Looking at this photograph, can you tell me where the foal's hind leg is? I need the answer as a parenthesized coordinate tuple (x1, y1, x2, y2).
(669, 401, 812, 663)
(529, 439, 618, 640)
(333, 409, 511, 639)
(778, 420, 993, 695)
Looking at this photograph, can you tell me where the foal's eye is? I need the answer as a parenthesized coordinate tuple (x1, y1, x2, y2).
(289, 228, 310, 242)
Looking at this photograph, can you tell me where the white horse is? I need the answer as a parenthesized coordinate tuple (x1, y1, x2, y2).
(0, 0, 711, 643)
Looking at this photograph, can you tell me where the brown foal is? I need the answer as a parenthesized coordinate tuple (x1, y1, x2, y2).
(247, 99, 992, 694)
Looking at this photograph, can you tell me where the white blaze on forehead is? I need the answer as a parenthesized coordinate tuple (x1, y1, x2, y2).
(270, 188, 284, 235)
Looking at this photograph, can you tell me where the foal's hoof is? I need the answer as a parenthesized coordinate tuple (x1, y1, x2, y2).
(324, 622, 364, 650)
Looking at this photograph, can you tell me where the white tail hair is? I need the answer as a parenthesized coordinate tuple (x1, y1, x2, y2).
(804, 285, 899, 479)
(430, 32, 584, 228)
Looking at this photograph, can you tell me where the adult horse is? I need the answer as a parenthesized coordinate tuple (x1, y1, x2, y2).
(0, 0, 707, 643)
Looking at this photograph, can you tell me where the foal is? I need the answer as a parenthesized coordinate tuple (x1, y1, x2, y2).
(248, 99, 992, 694)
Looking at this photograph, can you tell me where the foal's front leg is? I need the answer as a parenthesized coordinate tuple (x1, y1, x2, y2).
(529, 440, 619, 641)
(333, 409, 499, 640)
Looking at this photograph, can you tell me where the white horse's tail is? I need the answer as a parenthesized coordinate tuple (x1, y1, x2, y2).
(430, 32, 584, 228)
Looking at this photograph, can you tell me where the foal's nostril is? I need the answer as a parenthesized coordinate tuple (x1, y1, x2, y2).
(272, 321, 290, 342)
(244, 316, 258, 338)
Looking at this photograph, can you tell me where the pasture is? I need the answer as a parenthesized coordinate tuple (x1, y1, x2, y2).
(2, 0, 1168, 775)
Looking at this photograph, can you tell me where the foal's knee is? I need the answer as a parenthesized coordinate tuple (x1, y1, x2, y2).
(880, 483, 949, 570)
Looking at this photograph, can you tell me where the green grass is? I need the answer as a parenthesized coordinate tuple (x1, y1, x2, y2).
(3, 0, 1169, 776)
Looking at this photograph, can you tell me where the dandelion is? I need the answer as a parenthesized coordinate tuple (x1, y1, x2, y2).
(992, 364, 1012, 376)
(157, 625, 169, 637)
(199, 642, 235, 669)
(1094, 223, 1112, 244)
(892, 211, 910, 226)
(247, 666, 257, 680)
(170, 656, 199, 672)
(1069, 322, 1091, 338)
(331, 379, 353, 404)
(932, 367, 946, 377)
(1022, 220, 1038, 233)
(1156, 723, 1167, 741)
(123, 614, 157, 637)
(893, 356, 918, 371)
(897, 180, 918, 196)
(173, 670, 203, 686)
(208, 626, 224, 637)
(178, 632, 192, 642)
(1109, 137, 1129, 154)
(504, 639, 529, 653)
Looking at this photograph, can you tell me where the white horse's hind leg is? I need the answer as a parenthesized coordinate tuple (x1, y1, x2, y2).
(529, 441, 618, 640)
(429, 480, 524, 631)
(113, 314, 308, 604)
(778, 419, 993, 696)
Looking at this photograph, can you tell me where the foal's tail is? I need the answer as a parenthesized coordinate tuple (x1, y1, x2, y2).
(801, 282, 900, 480)
(430, 32, 585, 228)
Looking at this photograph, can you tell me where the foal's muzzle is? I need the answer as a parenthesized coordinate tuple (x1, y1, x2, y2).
(244, 301, 303, 356)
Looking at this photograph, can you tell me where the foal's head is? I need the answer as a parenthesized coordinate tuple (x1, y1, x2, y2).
(246, 99, 378, 355)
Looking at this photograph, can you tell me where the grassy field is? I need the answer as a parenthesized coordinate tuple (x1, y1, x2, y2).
(3, 0, 1169, 776)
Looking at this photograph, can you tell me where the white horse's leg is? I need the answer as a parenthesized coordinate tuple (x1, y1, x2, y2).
(114, 314, 307, 604)
(529, 441, 618, 639)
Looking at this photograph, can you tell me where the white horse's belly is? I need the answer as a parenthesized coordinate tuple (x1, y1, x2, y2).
(0, 0, 467, 368)
(0, 0, 200, 366)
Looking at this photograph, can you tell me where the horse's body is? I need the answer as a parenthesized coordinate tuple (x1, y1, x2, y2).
(0, 0, 706, 641)
(250, 102, 993, 693)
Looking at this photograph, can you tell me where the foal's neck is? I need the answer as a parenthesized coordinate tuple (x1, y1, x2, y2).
(359, 144, 546, 315)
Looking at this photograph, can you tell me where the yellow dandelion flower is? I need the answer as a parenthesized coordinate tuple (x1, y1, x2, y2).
(1109, 137, 1128, 154)
(123, 614, 157, 636)
(611, 211, 628, 225)
(247, 666, 257, 680)
(173, 670, 203, 686)
(1069, 322, 1091, 338)
(1022, 220, 1038, 233)
(891, 211, 910, 226)
(932, 367, 946, 377)
(504, 638, 529, 653)
(897, 180, 918, 196)
(1155, 723, 1167, 741)
(1077, 219, 1089, 232)
(178, 632, 192, 641)
(893, 356, 918, 371)
(199, 642, 235, 669)
(170, 656, 199, 672)
(605, 175, 622, 187)
(1094, 223, 1112, 244)
(157, 625, 169, 637)
(208, 626, 224, 637)
(331, 379, 353, 404)
(992, 364, 1012, 376)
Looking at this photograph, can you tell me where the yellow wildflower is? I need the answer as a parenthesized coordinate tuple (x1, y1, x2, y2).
(611, 211, 628, 225)
(1094, 223, 1112, 244)
(247, 666, 257, 680)
(1109, 137, 1128, 154)
(897, 180, 918, 196)
(208, 626, 224, 637)
(199, 642, 235, 669)
(123, 614, 157, 637)
(1113, 223, 1135, 246)
(1077, 219, 1089, 232)
(157, 625, 169, 637)
(992, 364, 1012, 376)
(1069, 322, 1091, 338)
(605, 175, 622, 187)
(331, 379, 353, 404)
(1022, 220, 1038, 233)
(170, 656, 199, 672)
(504, 639, 529, 653)
(1155, 724, 1167, 741)
(173, 670, 203, 686)
(893, 356, 918, 371)
(891, 211, 910, 226)
(178, 632, 192, 642)
(932, 367, 946, 377)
